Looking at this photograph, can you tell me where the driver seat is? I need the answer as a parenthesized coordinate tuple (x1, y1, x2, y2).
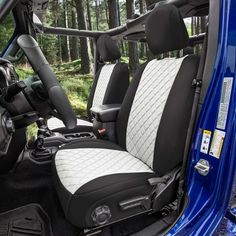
(47, 35, 129, 134)
(52, 5, 200, 228)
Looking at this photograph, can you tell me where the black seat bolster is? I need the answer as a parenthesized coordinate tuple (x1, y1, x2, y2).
(102, 63, 129, 105)
(153, 55, 200, 176)
(67, 173, 154, 228)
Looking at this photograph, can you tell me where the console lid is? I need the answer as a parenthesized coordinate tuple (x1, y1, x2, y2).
(90, 104, 121, 123)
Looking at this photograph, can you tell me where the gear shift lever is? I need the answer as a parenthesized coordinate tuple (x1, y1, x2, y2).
(34, 132, 45, 151)
(32, 119, 53, 159)
(36, 118, 52, 137)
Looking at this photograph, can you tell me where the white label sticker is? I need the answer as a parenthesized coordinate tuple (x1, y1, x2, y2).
(217, 77, 233, 130)
(200, 130, 212, 154)
(209, 129, 225, 159)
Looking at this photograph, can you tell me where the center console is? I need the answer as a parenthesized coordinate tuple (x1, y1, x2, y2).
(28, 104, 121, 163)
(43, 131, 95, 147)
(90, 104, 121, 142)
(27, 119, 96, 163)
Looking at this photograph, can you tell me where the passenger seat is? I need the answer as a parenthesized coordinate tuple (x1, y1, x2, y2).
(47, 35, 129, 133)
(52, 5, 200, 228)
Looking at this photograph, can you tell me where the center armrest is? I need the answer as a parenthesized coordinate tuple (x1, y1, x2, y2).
(90, 104, 121, 123)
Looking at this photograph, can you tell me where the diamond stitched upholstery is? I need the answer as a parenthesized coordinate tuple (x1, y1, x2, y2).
(47, 117, 92, 130)
(126, 57, 185, 168)
(55, 148, 153, 194)
(92, 64, 115, 107)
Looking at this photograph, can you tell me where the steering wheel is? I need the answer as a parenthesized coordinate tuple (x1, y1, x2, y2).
(17, 35, 77, 129)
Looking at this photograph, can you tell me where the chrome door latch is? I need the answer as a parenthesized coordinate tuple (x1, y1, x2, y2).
(194, 159, 210, 176)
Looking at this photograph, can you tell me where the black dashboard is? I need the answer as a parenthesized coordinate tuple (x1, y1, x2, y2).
(0, 58, 49, 157)
(0, 59, 16, 157)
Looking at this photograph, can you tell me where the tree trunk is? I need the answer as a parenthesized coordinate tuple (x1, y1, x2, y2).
(139, 0, 144, 14)
(107, 0, 119, 28)
(62, 0, 71, 62)
(117, 0, 121, 26)
(86, 0, 94, 57)
(196, 17, 200, 34)
(86, 0, 92, 30)
(191, 17, 195, 35)
(75, 0, 90, 74)
(139, 0, 145, 58)
(95, 0, 100, 30)
(126, 0, 139, 75)
(51, 0, 62, 63)
(70, 8, 79, 61)
(200, 16, 206, 33)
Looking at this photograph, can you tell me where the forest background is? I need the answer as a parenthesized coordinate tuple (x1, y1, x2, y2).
(0, 0, 206, 136)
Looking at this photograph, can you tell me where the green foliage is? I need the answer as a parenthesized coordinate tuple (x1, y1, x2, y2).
(0, 14, 15, 54)
(27, 123, 38, 140)
(17, 60, 93, 138)
(16, 66, 34, 80)
(53, 60, 93, 116)
(38, 35, 59, 64)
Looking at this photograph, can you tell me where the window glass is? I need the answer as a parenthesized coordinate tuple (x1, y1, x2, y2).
(0, 0, 6, 8)
(184, 17, 207, 36)
(0, 13, 15, 54)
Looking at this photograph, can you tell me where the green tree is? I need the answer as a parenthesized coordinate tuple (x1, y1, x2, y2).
(75, 0, 91, 74)
(126, 0, 139, 75)
(0, 14, 15, 54)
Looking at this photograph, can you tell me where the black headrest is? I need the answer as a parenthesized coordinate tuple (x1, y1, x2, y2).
(146, 5, 189, 55)
(97, 35, 121, 62)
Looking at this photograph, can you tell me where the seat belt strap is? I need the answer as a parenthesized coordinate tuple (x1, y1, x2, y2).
(177, 30, 209, 212)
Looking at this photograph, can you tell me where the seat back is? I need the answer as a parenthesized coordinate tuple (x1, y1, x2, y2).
(87, 35, 129, 120)
(116, 5, 200, 176)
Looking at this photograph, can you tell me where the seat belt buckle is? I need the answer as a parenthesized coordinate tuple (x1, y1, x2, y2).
(98, 128, 106, 137)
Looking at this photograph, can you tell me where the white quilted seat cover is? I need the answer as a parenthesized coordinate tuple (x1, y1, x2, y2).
(126, 57, 185, 168)
(55, 148, 153, 194)
(92, 64, 115, 107)
(47, 117, 92, 130)
(55, 57, 185, 194)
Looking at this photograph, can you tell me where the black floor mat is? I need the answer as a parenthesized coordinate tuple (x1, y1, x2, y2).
(0, 204, 53, 236)
(0, 158, 79, 236)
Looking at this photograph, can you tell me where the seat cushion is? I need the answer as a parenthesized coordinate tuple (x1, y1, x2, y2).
(53, 140, 155, 228)
(55, 148, 153, 194)
(47, 117, 92, 133)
